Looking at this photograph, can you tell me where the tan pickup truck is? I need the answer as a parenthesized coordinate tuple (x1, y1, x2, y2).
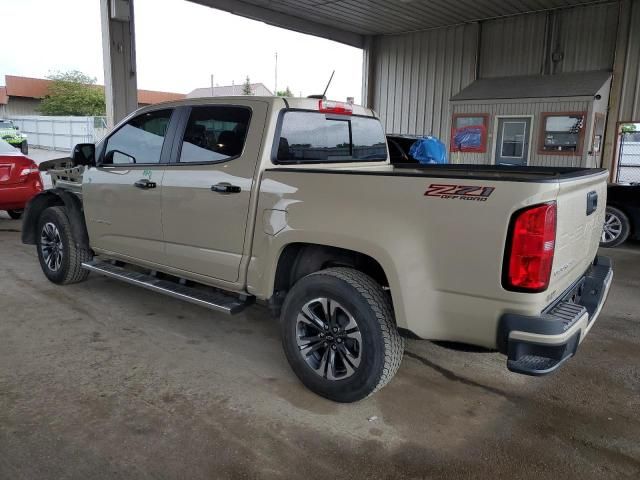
(22, 97, 613, 402)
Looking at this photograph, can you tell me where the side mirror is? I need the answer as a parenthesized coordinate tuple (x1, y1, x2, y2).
(71, 143, 96, 166)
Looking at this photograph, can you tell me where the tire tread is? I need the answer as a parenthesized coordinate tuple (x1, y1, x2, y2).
(41, 206, 91, 284)
(307, 267, 404, 398)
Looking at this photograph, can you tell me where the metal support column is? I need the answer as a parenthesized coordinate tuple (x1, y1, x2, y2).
(361, 36, 376, 109)
(100, 0, 138, 129)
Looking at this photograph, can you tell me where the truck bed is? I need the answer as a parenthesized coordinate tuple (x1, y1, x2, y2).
(270, 164, 607, 183)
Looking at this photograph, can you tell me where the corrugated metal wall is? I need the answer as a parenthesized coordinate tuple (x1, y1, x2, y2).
(619, 0, 640, 121)
(479, 13, 547, 78)
(371, 23, 477, 140)
(451, 99, 591, 167)
(369, 1, 622, 166)
(478, 2, 619, 78)
(554, 2, 618, 73)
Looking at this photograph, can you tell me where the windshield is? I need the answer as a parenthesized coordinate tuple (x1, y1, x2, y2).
(0, 137, 18, 154)
(0, 121, 15, 129)
(276, 111, 388, 163)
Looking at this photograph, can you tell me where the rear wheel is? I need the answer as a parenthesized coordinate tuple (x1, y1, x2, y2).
(7, 209, 23, 220)
(36, 206, 92, 284)
(20, 141, 28, 155)
(281, 267, 403, 403)
(600, 206, 630, 248)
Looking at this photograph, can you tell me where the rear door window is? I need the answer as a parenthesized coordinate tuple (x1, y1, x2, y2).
(179, 106, 251, 163)
(276, 111, 387, 163)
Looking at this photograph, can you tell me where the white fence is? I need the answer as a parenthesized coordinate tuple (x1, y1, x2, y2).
(8, 116, 108, 152)
(617, 139, 640, 184)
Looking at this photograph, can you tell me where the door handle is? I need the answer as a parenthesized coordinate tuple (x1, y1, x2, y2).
(134, 179, 157, 189)
(211, 183, 241, 194)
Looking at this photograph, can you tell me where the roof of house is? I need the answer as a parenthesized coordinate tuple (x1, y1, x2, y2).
(1, 75, 185, 105)
(451, 71, 612, 101)
(0, 87, 7, 105)
(187, 83, 273, 98)
(137, 89, 186, 104)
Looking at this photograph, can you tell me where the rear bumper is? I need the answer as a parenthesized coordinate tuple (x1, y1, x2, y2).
(497, 256, 613, 376)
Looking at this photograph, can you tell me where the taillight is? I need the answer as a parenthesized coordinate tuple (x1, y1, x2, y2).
(504, 202, 556, 292)
(318, 99, 352, 115)
(20, 161, 39, 176)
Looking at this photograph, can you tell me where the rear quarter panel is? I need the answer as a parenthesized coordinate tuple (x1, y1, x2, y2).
(247, 169, 587, 348)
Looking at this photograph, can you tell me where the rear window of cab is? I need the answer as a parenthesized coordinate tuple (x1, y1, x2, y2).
(275, 111, 388, 164)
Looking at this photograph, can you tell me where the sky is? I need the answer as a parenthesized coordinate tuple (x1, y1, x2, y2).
(0, 0, 363, 103)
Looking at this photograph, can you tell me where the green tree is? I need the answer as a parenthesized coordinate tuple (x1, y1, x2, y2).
(621, 123, 637, 134)
(276, 86, 293, 97)
(241, 76, 253, 96)
(39, 70, 106, 116)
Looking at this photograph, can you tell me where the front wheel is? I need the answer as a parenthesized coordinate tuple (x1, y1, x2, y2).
(7, 209, 23, 220)
(281, 267, 404, 403)
(36, 206, 92, 284)
(600, 206, 630, 248)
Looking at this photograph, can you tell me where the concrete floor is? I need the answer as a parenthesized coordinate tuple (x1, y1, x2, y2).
(0, 214, 639, 479)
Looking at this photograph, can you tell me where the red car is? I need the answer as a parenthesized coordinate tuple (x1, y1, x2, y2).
(0, 138, 43, 219)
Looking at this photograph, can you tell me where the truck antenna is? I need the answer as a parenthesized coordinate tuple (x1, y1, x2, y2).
(321, 70, 335, 99)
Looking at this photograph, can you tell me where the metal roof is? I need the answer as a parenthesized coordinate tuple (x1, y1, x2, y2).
(188, 0, 613, 47)
(450, 71, 612, 101)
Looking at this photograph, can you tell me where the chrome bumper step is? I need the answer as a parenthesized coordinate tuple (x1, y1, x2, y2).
(82, 260, 248, 315)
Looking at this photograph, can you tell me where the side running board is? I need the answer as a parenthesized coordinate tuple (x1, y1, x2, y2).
(82, 260, 248, 315)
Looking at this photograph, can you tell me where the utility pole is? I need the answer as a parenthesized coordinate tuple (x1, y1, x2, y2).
(275, 51, 278, 95)
(210, 74, 214, 96)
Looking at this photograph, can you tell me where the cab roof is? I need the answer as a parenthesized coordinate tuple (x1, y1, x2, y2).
(138, 96, 376, 117)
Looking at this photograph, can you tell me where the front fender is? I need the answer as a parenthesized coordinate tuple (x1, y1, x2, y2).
(22, 189, 90, 250)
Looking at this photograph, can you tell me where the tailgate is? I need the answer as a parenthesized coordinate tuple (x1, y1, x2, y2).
(551, 170, 608, 296)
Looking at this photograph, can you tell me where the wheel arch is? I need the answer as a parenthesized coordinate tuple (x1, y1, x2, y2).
(269, 242, 396, 319)
(22, 189, 90, 250)
(606, 203, 635, 236)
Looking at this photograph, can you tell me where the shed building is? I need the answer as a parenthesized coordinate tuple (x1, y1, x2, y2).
(449, 71, 612, 168)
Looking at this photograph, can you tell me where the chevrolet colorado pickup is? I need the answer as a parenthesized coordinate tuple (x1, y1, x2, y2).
(22, 97, 613, 402)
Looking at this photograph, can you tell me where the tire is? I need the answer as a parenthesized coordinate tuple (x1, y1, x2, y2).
(36, 206, 92, 284)
(20, 141, 28, 155)
(7, 209, 23, 220)
(600, 206, 630, 248)
(281, 267, 404, 403)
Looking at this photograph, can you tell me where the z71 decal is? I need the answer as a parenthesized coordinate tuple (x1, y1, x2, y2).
(425, 184, 495, 202)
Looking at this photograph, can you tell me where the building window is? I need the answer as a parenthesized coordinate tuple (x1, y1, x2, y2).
(539, 113, 586, 155)
(450, 114, 489, 153)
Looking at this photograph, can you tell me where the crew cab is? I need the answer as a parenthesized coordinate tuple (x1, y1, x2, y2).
(22, 97, 613, 402)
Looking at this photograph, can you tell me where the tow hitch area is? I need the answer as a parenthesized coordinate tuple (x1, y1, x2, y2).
(499, 256, 613, 376)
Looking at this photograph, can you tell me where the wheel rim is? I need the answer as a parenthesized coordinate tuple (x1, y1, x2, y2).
(295, 298, 363, 381)
(602, 212, 623, 244)
(40, 222, 63, 272)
